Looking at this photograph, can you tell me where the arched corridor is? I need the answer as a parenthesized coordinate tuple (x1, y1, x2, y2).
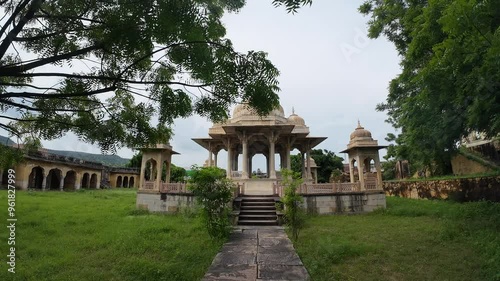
(81, 173, 90, 188)
(64, 171, 77, 190)
(29, 166, 44, 189)
(47, 169, 62, 190)
(90, 174, 98, 189)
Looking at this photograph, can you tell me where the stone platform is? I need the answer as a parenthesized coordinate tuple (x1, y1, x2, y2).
(202, 226, 310, 281)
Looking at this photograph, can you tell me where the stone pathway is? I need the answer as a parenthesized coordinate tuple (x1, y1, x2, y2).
(202, 226, 310, 281)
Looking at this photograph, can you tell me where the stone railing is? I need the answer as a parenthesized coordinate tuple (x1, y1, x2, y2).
(231, 171, 242, 178)
(161, 182, 190, 194)
(298, 182, 362, 194)
(142, 181, 155, 190)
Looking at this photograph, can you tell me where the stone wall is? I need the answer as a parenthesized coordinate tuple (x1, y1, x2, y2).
(383, 176, 500, 202)
(451, 154, 492, 175)
(136, 191, 195, 213)
(301, 191, 386, 214)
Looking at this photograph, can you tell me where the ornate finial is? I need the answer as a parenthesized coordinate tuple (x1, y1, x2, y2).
(292, 107, 295, 114)
(357, 119, 361, 128)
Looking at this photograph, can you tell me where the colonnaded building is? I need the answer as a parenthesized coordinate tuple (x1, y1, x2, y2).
(136, 104, 387, 222)
(0, 142, 139, 190)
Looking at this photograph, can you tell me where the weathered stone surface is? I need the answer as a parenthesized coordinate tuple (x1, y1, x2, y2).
(383, 176, 500, 202)
(258, 265, 310, 280)
(257, 246, 303, 265)
(203, 264, 257, 281)
(259, 237, 293, 247)
(213, 249, 257, 265)
(204, 227, 310, 281)
(257, 230, 288, 238)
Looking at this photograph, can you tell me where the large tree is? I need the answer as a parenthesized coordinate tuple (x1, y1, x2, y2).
(360, 0, 500, 175)
(0, 0, 311, 154)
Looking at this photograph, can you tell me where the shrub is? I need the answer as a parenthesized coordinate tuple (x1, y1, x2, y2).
(281, 169, 306, 241)
(189, 166, 235, 240)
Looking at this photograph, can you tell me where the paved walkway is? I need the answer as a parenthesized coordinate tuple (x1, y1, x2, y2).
(202, 226, 310, 281)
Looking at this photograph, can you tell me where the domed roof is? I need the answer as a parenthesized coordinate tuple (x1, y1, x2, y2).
(350, 121, 372, 140)
(232, 103, 285, 119)
(288, 113, 305, 126)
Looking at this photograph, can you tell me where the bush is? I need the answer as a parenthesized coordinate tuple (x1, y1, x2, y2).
(189, 166, 235, 240)
(281, 169, 306, 241)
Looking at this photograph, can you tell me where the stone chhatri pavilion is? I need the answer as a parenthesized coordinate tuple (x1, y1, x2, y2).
(192, 104, 326, 194)
(136, 104, 387, 214)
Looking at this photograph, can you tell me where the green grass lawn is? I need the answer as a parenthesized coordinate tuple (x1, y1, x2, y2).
(0, 189, 221, 281)
(294, 197, 500, 281)
(1, 189, 499, 281)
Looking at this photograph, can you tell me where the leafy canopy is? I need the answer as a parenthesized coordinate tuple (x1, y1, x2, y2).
(0, 0, 312, 153)
(290, 149, 344, 182)
(360, 0, 500, 174)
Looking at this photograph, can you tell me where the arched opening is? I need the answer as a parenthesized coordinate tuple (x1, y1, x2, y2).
(123, 176, 129, 188)
(351, 159, 358, 182)
(1, 169, 8, 187)
(28, 166, 44, 189)
(364, 158, 377, 189)
(116, 176, 122, 188)
(144, 158, 157, 181)
(47, 169, 62, 190)
(81, 173, 90, 188)
(129, 177, 135, 188)
(251, 154, 267, 178)
(63, 170, 77, 190)
(90, 173, 98, 189)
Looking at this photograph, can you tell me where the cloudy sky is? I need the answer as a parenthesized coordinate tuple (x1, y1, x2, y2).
(29, 1, 401, 170)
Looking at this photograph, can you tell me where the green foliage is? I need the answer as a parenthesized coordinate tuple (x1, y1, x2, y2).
(189, 166, 235, 240)
(360, 0, 500, 175)
(0, 189, 222, 281)
(281, 169, 306, 241)
(0, 145, 24, 169)
(126, 151, 142, 168)
(0, 0, 312, 153)
(294, 197, 500, 281)
(290, 150, 344, 182)
(330, 168, 343, 183)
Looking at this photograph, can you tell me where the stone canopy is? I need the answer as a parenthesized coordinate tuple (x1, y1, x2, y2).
(193, 104, 326, 180)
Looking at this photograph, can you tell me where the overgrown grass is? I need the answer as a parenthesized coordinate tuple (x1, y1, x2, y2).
(294, 197, 500, 281)
(0, 189, 222, 281)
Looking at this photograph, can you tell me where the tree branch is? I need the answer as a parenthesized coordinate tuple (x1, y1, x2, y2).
(1, 85, 115, 99)
(0, 44, 102, 75)
(5, 72, 211, 87)
(0, 0, 30, 41)
(0, 0, 45, 59)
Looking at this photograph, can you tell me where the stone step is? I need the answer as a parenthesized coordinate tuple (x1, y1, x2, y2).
(238, 219, 278, 226)
(241, 201, 276, 206)
(239, 210, 277, 216)
(240, 197, 276, 202)
(239, 214, 277, 220)
(240, 205, 276, 210)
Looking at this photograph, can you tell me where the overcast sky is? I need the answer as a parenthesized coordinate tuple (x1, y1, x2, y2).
(28, 1, 401, 170)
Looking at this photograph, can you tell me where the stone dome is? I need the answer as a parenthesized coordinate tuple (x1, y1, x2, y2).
(288, 113, 306, 126)
(232, 103, 285, 119)
(350, 121, 372, 140)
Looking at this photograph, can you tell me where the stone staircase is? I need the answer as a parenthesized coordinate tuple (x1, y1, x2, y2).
(238, 195, 279, 226)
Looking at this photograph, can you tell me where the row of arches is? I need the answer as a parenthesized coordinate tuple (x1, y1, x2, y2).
(143, 158, 171, 182)
(28, 166, 99, 190)
(116, 175, 135, 188)
(350, 157, 377, 175)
